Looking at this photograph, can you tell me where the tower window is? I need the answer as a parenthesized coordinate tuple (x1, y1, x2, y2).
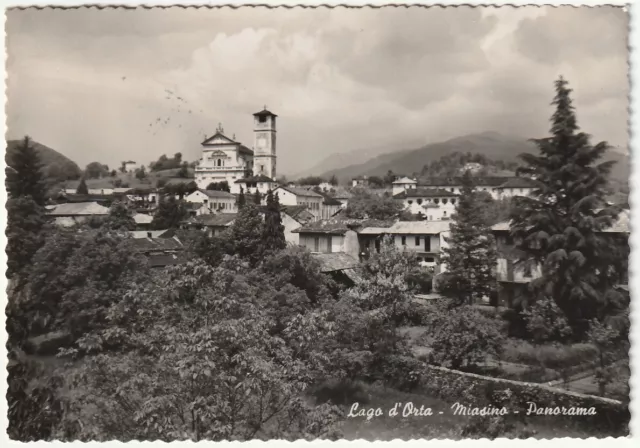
(259, 115, 267, 123)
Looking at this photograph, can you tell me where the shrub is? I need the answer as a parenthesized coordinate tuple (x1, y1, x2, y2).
(502, 339, 599, 370)
(429, 305, 505, 370)
(372, 354, 424, 392)
(521, 296, 572, 343)
(311, 379, 370, 406)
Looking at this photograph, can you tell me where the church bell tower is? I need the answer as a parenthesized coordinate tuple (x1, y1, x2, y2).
(252, 107, 277, 179)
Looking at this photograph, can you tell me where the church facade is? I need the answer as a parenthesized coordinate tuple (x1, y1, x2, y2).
(194, 108, 278, 194)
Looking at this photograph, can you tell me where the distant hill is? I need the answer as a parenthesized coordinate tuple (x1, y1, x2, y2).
(318, 132, 630, 185)
(6, 139, 82, 184)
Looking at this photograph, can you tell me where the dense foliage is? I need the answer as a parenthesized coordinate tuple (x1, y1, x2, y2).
(206, 181, 230, 192)
(150, 152, 184, 172)
(344, 190, 403, 220)
(420, 151, 519, 177)
(151, 196, 188, 230)
(6, 136, 47, 205)
(85, 162, 110, 179)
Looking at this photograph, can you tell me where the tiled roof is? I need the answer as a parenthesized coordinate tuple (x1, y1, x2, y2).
(277, 186, 323, 198)
(362, 220, 451, 235)
(393, 188, 459, 199)
(417, 176, 512, 187)
(235, 175, 276, 183)
(196, 213, 238, 227)
(198, 189, 236, 199)
(316, 191, 342, 205)
(282, 205, 314, 222)
(48, 202, 110, 216)
(312, 253, 359, 273)
(56, 194, 113, 203)
(130, 236, 184, 252)
(238, 145, 254, 156)
(293, 218, 395, 235)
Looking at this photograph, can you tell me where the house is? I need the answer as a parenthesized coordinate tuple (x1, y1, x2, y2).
(312, 252, 360, 287)
(182, 213, 238, 237)
(127, 187, 160, 206)
(47, 202, 110, 227)
(391, 177, 418, 195)
(280, 205, 315, 245)
(490, 209, 630, 307)
(317, 191, 343, 219)
(331, 189, 353, 208)
(273, 186, 324, 220)
(352, 176, 369, 187)
(416, 176, 539, 200)
(393, 188, 459, 219)
(359, 220, 451, 274)
(185, 189, 237, 214)
(130, 236, 185, 269)
(292, 218, 363, 260)
(129, 229, 173, 239)
(235, 175, 278, 195)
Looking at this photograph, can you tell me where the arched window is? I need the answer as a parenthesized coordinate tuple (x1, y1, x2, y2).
(443, 198, 448, 204)
(408, 200, 413, 205)
(443, 211, 447, 217)
(417, 199, 423, 205)
(451, 198, 456, 205)
(434, 198, 440, 205)
(217, 159, 222, 167)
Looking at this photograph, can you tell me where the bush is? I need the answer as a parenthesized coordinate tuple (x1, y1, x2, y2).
(311, 379, 370, 406)
(429, 305, 505, 370)
(372, 354, 424, 392)
(521, 296, 572, 343)
(502, 339, 599, 370)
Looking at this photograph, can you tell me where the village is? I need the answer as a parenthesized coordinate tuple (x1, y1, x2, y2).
(43, 107, 629, 309)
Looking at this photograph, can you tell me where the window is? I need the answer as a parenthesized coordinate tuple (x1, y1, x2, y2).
(259, 115, 267, 123)
(434, 198, 440, 205)
(417, 257, 423, 262)
(425, 237, 431, 252)
(426, 257, 435, 263)
(327, 236, 332, 253)
(451, 188, 455, 192)
(417, 199, 423, 205)
(443, 211, 447, 217)
(314, 237, 320, 252)
(408, 200, 413, 205)
(401, 236, 406, 246)
(451, 198, 456, 205)
(415, 236, 420, 246)
(443, 198, 448, 204)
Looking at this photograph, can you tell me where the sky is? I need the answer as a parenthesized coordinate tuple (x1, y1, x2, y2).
(6, 6, 629, 176)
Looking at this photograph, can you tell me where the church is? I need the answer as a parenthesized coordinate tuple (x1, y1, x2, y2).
(194, 108, 278, 194)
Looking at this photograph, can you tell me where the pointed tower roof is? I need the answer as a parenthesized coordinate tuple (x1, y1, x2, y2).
(253, 106, 278, 118)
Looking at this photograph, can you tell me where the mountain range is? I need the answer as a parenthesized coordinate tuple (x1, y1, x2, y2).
(311, 131, 630, 185)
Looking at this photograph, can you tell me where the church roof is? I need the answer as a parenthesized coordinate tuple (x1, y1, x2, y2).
(253, 108, 278, 118)
(201, 131, 237, 146)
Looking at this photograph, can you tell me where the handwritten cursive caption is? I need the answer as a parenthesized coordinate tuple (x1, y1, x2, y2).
(346, 402, 597, 420)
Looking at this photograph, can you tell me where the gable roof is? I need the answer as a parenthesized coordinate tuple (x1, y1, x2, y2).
(48, 202, 110, 216)
(281, 205, 315, 223)
(312, 253, 359, 273)
(293, 218, 396, 235)
(196, 189, 236, 199)
(360, 220, 450, 235)
(316, 190, 342, 205)
(201, 131, 238, 146)
(496, 177, 542, 189)
(197, 213, 238, 227)
(276, 186, 323, 198)
(393, 188, 459, 199)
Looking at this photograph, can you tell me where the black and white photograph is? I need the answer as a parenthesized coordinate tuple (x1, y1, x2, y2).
(3, 3, 632, 441)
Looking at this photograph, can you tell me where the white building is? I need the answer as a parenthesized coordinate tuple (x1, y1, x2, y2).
(272, 186, 324, 220)
(185, 189, 237, 214)
(235, 175, 278, 196)
(194, 108, 279, 194)
(416, 176, 539, 200)
(123, 161, 139, 173)
(393, 188, 459, 219)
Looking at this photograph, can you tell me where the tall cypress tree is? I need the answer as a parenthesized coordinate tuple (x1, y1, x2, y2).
(439, 170, 498, 306)
(253, 190, 261, 205)
(236, 186, 246, 210)
(510, 77, 624, 337)
(6, 136, 47, 205)
(76, 177, 89, 195)
(262, 190, 286, 253)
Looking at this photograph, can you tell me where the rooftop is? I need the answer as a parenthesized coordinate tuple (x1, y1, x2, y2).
(360, 220, 451, 235)
(491, 210, 630, 234)
(148, 253, 187, 268)
(312, 253, 359, 273)
(196, 213, 238, 227)
(392, 177, 417, 184)
(416, 176, 540, 188)
(48, 202, 110, 216)
(197, 188, 236, 199)
(129, 229, 172, 239)
(293, 218, 396, 235)
(130, 236, 184, 252)
(276, 186, 324, 198)
(253, 108, 278, 117)
(133, 213, 154, 224)
(496, 177, 542, 189)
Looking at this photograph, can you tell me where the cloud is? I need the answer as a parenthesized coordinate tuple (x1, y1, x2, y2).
(6, 6, 629, 176)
